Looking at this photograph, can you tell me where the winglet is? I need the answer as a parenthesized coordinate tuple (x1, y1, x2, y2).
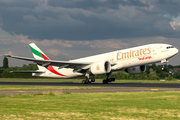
(29, 43, 50, 60)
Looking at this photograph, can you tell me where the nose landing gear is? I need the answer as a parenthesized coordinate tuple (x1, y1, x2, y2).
(162, 66, 166, 71)
(161, 59, 169, 71)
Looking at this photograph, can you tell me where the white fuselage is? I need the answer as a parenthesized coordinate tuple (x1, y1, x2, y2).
(35, 43, 178, 78)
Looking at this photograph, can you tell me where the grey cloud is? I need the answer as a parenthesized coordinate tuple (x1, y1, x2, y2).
(0, 0, 180, 40)
(151, 0, 180, 18)
(48, 0, 149, 10)
(0, 0, 37, 9)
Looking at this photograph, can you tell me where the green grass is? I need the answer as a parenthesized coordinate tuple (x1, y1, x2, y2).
(0, 85, 104, 90)
(1, 78, 180, 83)
(0, 91, 180, 119)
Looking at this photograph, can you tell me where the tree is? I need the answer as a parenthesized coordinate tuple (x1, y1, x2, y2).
(3, 57, 9, 69)
(173, 72, 180, 79)
(145, 65, 150, 74)
(168, 65, 174, 69)
(151, 63, 157, 71)
(148, 68, 160, 80)
(165, 74, 173, 80)
(159, 71, 167, 79)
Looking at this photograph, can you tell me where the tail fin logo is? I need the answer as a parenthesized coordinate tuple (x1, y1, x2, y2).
(29, 43, 50, 60)
(29, 43, 66, 76)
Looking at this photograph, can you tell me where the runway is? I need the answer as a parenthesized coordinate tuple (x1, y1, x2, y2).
(1, 82, 180, 95)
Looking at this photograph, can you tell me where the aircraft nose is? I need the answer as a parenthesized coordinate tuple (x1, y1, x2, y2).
(175, 48, 179, 54)
(173, 47, 179, 56)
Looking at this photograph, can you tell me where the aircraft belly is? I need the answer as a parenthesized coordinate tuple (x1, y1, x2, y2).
(33, 67, 83, 79)
(56, 68, 83, 78)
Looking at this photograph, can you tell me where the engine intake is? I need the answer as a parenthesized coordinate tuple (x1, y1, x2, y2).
(90, 61, 111, 75)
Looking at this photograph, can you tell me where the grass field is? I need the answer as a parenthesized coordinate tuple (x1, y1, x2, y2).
(1, 78, 180, 83)
(0, 91, 180, 119)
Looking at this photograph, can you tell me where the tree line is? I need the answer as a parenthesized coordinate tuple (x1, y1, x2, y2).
(0, 57, 38, 78)
(1, 57, 180, 80)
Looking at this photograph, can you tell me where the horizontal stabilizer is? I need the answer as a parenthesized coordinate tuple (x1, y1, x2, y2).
(10, 71, 45, 73)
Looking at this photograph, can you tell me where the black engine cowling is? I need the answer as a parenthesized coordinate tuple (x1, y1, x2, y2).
(125, 65, 146, 74)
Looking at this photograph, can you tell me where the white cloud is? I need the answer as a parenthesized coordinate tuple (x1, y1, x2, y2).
(46, 49, 60, 56)
(3, 51, 13, 55)
(170, 21, 180, 30)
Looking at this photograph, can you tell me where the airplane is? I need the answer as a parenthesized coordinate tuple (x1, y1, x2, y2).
(4, 43, 179, 84)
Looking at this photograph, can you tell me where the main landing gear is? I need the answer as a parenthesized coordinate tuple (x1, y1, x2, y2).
(102, 78, 115, 84)
(82, 72, 115, 84)
(82, 78, 95, 84)
(102, 72, 115, 84)
(82, 72, 95, 84)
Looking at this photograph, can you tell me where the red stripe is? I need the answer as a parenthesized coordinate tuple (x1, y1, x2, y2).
(40, 53, 65, 76)
(48, 65, 66, 76)
(40, 52, 50, 60)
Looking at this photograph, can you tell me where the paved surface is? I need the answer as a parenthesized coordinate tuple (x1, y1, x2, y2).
(0, 82, 180, 95)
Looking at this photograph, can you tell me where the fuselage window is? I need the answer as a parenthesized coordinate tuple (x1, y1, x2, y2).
(166, 46, 174, 49)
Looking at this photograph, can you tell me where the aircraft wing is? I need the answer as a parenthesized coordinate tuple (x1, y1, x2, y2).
(4, 55, 92, 70)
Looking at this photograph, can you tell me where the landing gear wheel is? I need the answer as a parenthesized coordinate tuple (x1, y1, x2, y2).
(88, 79, 92, 83)
(91, 79, 95, 82)
(109, 78, 115, 82)
(82, 78, 94, 84)
(102, 78, 116, 84)
(103, 80, 108, 84)
(82, 80, 89, 84)
(162, 66, 166, 71)
(82, 80, 86, 84)
(85, 79, 89, 84)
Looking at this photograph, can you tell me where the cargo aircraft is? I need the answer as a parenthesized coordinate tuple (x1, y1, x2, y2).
(4, 43, 178, 84)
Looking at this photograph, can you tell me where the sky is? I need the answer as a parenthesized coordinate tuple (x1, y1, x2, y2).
(0, 0, 180, 67)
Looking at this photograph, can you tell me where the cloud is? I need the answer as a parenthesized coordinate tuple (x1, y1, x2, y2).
(3, 51, 13, 55)
(170, 21, 180, 30)
(48, 0, 149, 10)
(45, 49, 60, 56)
(0, 0, 180, 40)
(0, 31, 180, 66)
(45, 48, 75, 59)
(0, 32, 176, 51)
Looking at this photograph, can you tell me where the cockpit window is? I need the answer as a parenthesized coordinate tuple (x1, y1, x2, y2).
(166, 46, 174, 49)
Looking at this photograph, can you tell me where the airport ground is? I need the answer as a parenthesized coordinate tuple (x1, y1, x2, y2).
(0, 78, 180, 119)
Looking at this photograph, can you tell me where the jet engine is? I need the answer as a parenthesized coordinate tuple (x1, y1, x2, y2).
(125, 65, 146, 74)
(90, 61, 111, 75)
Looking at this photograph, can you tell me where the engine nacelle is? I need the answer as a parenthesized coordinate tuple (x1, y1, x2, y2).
(126, 65, 146, 74)
(90, 61, 111, 75)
